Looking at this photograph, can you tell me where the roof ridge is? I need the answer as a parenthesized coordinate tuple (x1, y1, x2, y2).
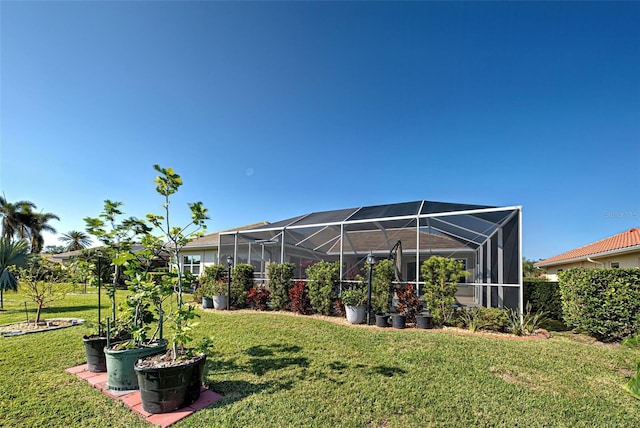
(536, 227, 640, 266)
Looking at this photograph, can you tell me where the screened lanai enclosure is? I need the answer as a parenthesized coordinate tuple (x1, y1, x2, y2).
(219, 200, 522, 311)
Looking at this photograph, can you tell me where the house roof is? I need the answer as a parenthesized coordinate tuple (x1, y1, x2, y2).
(183, 222, 269, 248)
(535, 228, 640, 267)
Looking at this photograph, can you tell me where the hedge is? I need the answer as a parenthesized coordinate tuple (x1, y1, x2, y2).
(559, 268, 640, 342)
(523, 277, 562, 320)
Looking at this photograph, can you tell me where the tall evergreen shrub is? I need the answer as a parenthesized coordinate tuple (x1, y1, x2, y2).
(267, 263, 295, 311)
(231, 264, 254, 308)
(372, 259, 394, 314)
(306, 261, 340, 315)
(420, 256, 467, 327)
(524, 277, 562, 320)
(559, 268, 640, 341)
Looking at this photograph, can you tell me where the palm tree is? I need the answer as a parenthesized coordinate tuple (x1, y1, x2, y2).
(0, 238, 29, 309)
(0, 196, 36, 241)
(25, 211, 60, 254)
(58, 230, 92, 252)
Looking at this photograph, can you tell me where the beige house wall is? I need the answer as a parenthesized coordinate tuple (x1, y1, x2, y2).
(543, 250, 640, 281)
(180, 248, 219, 276)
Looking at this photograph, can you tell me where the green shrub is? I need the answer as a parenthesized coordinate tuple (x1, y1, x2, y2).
(231, 264, 255, 308)
(625, 363, 640, 400)
(371, 259, 394, 314)
(194, 264, 228, 303)
(559, 268, 640, 342)
(460, 307, 483, 332)
(524, 277, 562, 320)
(340, 286, 367, 307)
(459, 307, 509, 332)
(621, 333, 640, 350)
(420, 256, 467, 327)
(506, 302, 546, 336)
(478, 307, 509, 332)
(306, 261, 340, 315)
(201, 264, 226, 283)
(267, 263, 295, 311)
(192, 284, 205, 303)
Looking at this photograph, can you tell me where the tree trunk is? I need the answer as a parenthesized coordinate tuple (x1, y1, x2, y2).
(36, 303, 43, 324)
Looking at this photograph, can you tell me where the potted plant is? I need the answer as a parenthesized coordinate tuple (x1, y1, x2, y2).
(371, 259, 394, 327)
(134, 165, 211, 413)
(212, 280, 228, 310)
(415, 310, 433, 329)
(199, 264, 226, 310)
(202, 294, 213, 309)
(83, 202, 150, 374)
(393, 283, 423, 329)
(103, 263, 170, 390)
(340, 286, 367, 324)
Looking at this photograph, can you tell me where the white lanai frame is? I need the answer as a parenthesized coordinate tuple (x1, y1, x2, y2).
(217, 200, 523, 312)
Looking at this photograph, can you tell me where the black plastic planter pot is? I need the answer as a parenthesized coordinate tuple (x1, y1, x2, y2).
(83, 336, 108, 372)
(135, 354, 207, 414)
(392, 314, 406, 329)
(416, 314, 433, 329)
(375, 314, 390, 328)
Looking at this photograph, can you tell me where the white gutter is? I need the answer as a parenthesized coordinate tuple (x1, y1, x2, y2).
(586, 257, 605, 268)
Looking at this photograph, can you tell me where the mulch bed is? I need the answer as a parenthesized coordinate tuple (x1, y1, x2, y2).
(0, 318, 84, 337)
(201, 308, 550, 340)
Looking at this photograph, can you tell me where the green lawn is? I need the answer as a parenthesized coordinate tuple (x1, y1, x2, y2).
(1, 289, 639, 427)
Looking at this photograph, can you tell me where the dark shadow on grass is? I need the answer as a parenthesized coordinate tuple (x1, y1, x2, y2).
(328, 361, 348, 372)
(369, 365, 407, 377)
(37, 305, 104, 315)
(207, 378, 295, 408)
(244, 344, 308, 376)
(248, 356, 309, 376)
(245, 344, 302, 357)
(206, 358, 243, 375)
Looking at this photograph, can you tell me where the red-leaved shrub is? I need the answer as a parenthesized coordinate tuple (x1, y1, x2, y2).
(246, 285, 270, 311)
(289, 281, 312, 315)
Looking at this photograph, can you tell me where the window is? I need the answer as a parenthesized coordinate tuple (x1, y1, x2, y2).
(610, 262, 620, 269)
(183, 255, 201, 275)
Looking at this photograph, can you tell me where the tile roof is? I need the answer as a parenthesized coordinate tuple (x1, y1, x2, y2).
(535, 228, 640, 267)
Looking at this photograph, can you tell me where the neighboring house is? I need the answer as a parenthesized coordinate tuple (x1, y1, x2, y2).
(535, 228, 640, 280)
(47, 244, 169, 270)
(179, 222, 269, 276)
(48, 248, 85, 265)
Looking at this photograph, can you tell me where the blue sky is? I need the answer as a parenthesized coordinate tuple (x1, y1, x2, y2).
(1, 1, 638, 260)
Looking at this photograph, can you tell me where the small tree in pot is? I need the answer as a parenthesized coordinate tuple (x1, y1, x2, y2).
(134, 165, 211, 414)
